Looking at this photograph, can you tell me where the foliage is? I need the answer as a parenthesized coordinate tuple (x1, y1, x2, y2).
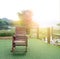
(57, 23, 60, 26)
(17, 10, 32, 34)
(30, 28, 47, 39)
(0, 18, 13, 30)
(0, 30, 15, 37)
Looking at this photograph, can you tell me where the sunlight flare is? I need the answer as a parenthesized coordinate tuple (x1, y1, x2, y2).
(0, 0, 59, 27)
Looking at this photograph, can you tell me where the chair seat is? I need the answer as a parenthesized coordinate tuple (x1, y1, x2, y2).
(14, 40, 26, 46)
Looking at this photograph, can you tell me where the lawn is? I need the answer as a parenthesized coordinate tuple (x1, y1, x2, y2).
(0, 38, 60, 59)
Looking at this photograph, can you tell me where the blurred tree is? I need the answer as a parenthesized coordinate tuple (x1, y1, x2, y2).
(18, 10, 33, 34)
(17, 12, 25, 26)
(0, 18, 13, 30)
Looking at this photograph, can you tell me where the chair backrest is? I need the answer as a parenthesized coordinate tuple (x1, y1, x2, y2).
(15, 26, 26, 36)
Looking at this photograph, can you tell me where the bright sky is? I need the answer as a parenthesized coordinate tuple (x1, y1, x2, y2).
(0, 0, 60, 27)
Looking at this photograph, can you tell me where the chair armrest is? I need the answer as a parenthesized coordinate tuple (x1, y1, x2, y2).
(13, 35, 16, 40)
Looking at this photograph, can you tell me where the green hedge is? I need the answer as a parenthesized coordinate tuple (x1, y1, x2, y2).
(0, 30, 15, 37)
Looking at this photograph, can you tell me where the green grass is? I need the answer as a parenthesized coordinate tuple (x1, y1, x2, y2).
(0, 38, 60, 59)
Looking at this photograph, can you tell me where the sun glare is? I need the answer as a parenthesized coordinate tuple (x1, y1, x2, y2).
(0, 0, 59, 27)
(32, 0, 59, 27)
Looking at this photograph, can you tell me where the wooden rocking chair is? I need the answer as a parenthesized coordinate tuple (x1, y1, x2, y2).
(11, 26, 28, 52)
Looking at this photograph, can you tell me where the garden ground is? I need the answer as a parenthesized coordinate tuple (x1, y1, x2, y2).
(0, 38, 60, 59)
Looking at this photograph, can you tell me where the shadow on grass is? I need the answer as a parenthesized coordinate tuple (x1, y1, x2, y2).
(11, 50, 27, 56)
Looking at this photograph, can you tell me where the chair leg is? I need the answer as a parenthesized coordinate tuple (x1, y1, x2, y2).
(25, 42, 28, 52)
(25, 46, 27, 52)
(11, 43, 15, 52)
(11, 47, 15, 52)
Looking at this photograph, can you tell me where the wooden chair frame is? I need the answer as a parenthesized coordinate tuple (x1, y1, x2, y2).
(11, 26, 28, 52)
